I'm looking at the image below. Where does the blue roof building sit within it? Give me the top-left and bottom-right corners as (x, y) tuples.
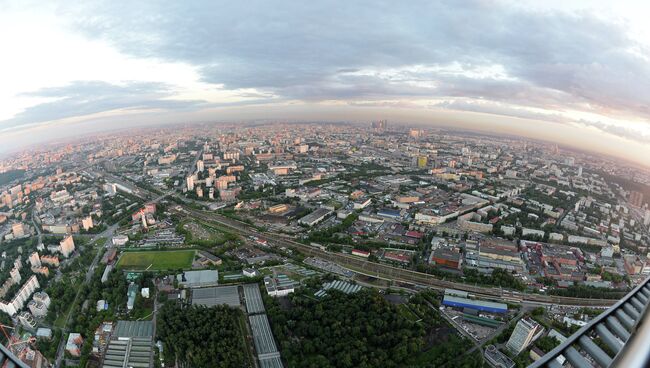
(442, 295), (508, 314)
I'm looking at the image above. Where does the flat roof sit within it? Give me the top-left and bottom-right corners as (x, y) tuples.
(177, 270), (219, 287)
(114, 320), (154, 338)
(443, 295), (508, 312)
(299, 208), (332, 224)
(249, 314), (279, 355)
(259, 356), (284, 368)
(192, 286), (240, 308)
(102, 337), (152, 368)
(444, 289), (468, 298)
(243, 284), (265, 314)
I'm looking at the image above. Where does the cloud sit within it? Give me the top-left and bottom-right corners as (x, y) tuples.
(432, 100), (570, 124)
(0, 81), (207, 129)
(2, 0), (650, 156)
(575, 119), (650, 144)
(57, 0), (650, 120)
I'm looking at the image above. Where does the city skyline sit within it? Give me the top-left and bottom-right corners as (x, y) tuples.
(3, 1), (650, 166)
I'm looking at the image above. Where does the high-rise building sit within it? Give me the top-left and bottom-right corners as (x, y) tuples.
(196, 160), (204, 172)
(371, 120), (387, 130)
(2, 193), (12, 208)
(629, 191), (644, 208)
(577, 166), (583, 177)
(645, 209), (650, 227)
(103, 183), (117, 196)
(81, 216), (93, 231)
(59, 235), (75, 258)
(29, 252), (40, 268)
(417, 155), (428, 168)
(506, 318), (544, 354)
(186, 175), (195, 191)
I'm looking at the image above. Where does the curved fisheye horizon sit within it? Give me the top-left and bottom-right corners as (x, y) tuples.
(2, 1), (650, 368)
(2, 1), (650, 166)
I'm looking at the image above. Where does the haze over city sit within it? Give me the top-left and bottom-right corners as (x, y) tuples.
(3, 1), (650, 165)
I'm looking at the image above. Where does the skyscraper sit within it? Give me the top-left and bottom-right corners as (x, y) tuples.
(371, 120), (387, 130)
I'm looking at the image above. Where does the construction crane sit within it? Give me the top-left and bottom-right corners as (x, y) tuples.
(0, 324), (16, 345)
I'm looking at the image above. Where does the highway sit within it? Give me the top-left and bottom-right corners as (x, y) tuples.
(103, 171), (619, 307)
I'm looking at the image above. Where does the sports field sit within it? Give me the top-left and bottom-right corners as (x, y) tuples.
(117, 250), (195, 271)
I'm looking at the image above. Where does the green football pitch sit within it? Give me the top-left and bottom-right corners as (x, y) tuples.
(117, 250), (195, 270)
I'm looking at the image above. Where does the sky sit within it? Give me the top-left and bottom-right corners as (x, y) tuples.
(2, 0), (650, 165)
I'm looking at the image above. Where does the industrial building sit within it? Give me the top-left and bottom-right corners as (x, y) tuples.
(298, 208), (333, 227)
(192, 286), (241, 308)
(176, 270), (219, 288)
(102, 320), (154, 368)
(430, 248), (462, 269)
(264, 275), (298, 297)
(243, 284), (265, 314)
(249, 314), (282, 366)
(442, 295), (508, 314)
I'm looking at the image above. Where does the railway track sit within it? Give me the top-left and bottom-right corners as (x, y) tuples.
(176, 206), (618, 307)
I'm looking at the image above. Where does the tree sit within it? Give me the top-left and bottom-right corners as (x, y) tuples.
(157, 304), (247, 368)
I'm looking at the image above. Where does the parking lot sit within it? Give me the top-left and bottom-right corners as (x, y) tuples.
(441, 307), (499, 341)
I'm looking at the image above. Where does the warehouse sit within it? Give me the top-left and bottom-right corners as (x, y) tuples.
(298, 208), (333, 227)
(102, 321), (153, 368)
(176, 270), (219, 288)
(430, 248), (462, 269)
(249, 314), (282, 365)
(192, 286), (241, 308)
(442, 295), (508, 314)
(243, 284), (265, 314)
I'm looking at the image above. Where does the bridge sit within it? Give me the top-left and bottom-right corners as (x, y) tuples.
(530, 275), (650, 368)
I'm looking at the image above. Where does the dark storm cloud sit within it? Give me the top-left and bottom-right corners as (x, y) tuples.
(61, 0), (650, 119)
(0, 81), (206, 128)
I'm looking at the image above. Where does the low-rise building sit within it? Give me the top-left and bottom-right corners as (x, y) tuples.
(66, 333), (83, 357)
(298, 208), (333, 227)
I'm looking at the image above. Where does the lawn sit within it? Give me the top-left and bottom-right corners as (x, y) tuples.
(117, 250), (195, 271)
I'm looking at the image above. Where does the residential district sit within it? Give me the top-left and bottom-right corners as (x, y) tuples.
(0, 121), (648, 367)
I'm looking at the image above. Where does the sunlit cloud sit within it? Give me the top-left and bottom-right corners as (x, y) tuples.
(1, 0), (650, 165)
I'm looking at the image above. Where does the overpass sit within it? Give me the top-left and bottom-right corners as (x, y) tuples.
(530, 275), (650, 368)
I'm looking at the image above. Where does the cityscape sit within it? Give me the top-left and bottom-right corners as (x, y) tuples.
(0, 122), (647, 367)
(2, 1), (650, 368)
